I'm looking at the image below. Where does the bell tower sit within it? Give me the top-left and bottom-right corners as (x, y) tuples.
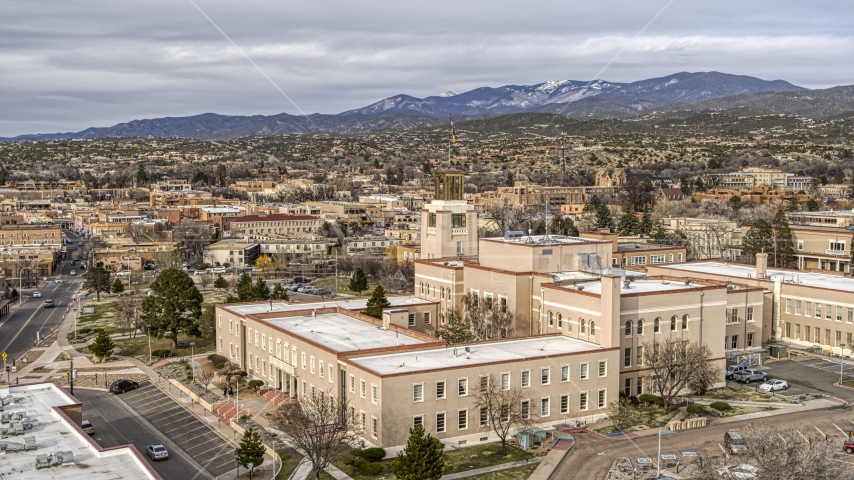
(421, 169), (478, 259)
(434, 169), (465, 201)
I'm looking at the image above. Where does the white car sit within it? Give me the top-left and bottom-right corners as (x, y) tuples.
(212, 266), (226, 274)
(718, 464), (759, 479)
(70, 270), (76, 276)
(759, 379), (789, 392)
(55, 278), (62, 283)
(116, 271), (131, 277)
(32, 291), (41, 298)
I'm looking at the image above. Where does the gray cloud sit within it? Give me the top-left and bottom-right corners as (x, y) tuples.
(2, 0), (853, 136)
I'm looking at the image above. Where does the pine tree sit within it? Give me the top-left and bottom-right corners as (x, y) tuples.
(141, 268), (203, 347)
(594, 203), (614, 231)
(236, 273), (255, 301)
(236, 428), (266, 472)
(214, 275), (227, 291)
(273, 283), (289, 300)
(252, 277), (270, 300)
(110, 278), (125, 295)
(391, 425), (445, 480)
(584, 195), (602, 214)
(616, 205), (639, 236)
(772, 207), (796, 269)
(742, 219), (774, 262)
(550, 215), (579, 236)
(784, 197), (800, 212)
(348, 268), (369, 295)
(135, 164), (147, 185)
(363, 285), (391, 319)
(83, 262), (111, 301)
(805, 198), (820, 211)
(89, 330), (115, 361)
(435, 311), (475, 344)
(638, 208), (653, 235)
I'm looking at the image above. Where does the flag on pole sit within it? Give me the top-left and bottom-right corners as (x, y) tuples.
(450, 116), (456, 143)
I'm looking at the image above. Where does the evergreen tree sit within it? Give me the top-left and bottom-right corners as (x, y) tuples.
(83, 262), (111, 301)
(272, 283), (289, 300)
(594, 203), (614, 231)
(728, 195), (742, 209)
(141, 268), (203, 347)
(214, 275), (227, 291)
(584, 195), (603, 214)
(742, 219), (774, 262)
(805, 198), (820, 211)
(235, 273), (255, 301)
(772, 207), (796, 269)
(435, 311), (475, 344)
(638, 208), (653, 235)
(236, 428), (266, 473)
(363, 285), (391, 319)
(348, 268), (369, 295)
(135, 164), (147, 185)
(694, 176), (707, 193)
(391, 425), (445, 480)
(784, 197), (800, 212)
(505, 172), (514, 187)
(252, 277), (270, 300)
(616, 205), (639, 236)
(550, 215), (579, 236)
(89, 330), (115, 361)
(110, 278), (125, 295)
(198, 305), (216, 341)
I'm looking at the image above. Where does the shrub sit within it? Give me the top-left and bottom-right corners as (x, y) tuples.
(247, 380), (264, 391)
(356, 460), (383, 475)
(686, 404), (703, 415)
(151, 349), (172, 357)
(209, 354), (228, 365)
(216, 362), (226, 369)
(360, 447), (386, 462)
(638, 394), (664, 406)
(78, 327), (92, 335)
(709, 401), (732, 412)
(207, 353), (216, 360)
(234, 371), (248, 378)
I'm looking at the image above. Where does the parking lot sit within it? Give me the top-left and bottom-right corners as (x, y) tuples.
(119, 382), (236, 478)
(725, 356), (854, 403)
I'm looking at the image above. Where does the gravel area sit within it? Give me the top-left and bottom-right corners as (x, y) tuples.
(156, 361), (223, 405)
(52, 372), (149, 389)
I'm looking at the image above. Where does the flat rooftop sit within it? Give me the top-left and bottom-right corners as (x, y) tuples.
(263, 312), (425, 352)
(484, 234), (602, 245)
(564, 278), (707, 295)
(0, 383), (157, 480)
(349, 336), (603, 376)
(222, 295), (432, 316)
(663, 262), (854, 293)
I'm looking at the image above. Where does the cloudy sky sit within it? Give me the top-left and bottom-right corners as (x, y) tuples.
(2, 0), (852, 137)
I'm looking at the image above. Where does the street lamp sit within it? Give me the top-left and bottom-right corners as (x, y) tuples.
(190, 342), (196, 383)
(18, 267), (30, 305)
(656, 419), (665, 478)
(269, 291), (273, 312)
(270, 432), (278, 477)
(840, 344), (847, 385)
(146, 325), (152, 364)
(234, 374), (242, 414)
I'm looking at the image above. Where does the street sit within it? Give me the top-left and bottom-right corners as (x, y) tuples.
(0, 231), (84, 366)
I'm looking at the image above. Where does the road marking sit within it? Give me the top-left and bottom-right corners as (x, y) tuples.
(717, 443), (727, 454)
(796, 429), (808, 442)
(834, 423), (847, 436)
(815, 426), (826, 438)
(0, 301), (46, 354)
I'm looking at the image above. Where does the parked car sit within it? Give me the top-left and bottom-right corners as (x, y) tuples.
(724, 431), (747, 455)
(314, 288), (331, 296)
(81, 420), (94, 435)
(55, 278), (62, 283)
(43, 300), (55, 308)
(726, 365), (749, 380)
(717, 464), (758, 479)
(32, 291), (41, 298)
(78, 241), (83, 246)
(733, 369), (768, 384)
(243, 266), (256, 272)
(110, 379), (139, 394)
(212, 266), (226, 274)
(144, 263), (156, 270)
(844, 440), (854, 454)
(759, 379), (789, 392)
(116, 271), (131, 277)
(186, 268), (196, 274)
(146, 444), (169, 461)
(70, 270), (76, 276)
(195, 269), (208, 276)
(293, 276), (311, 284)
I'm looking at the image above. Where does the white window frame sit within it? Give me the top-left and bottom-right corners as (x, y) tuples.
(413, 383), (424, 403)
(561, 365), (569, 382)
(521, 370), (530, 388)
(580, 363), (589, 380)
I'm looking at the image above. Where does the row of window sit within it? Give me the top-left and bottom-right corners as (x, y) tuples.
(621, 253), (682, 267)
(785, 299), (853, 323)
(725, 307), (755, 324)
(623, 315), (689, 337)
(546, 312), (596, 336)
(407, 312), (431, 327)
(784, 323), (852, 347)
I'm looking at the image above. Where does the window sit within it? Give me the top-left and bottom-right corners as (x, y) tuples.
(436, 413), (446, 433)
(310, 357), (315, 374)
(729, 309), (738, 324)
(849, 308), (853, 323)
(747, 333), (754, 347)
(625, 320), (632, 337)
(795, 324), (801, 340)
(458, 410), (468, 430)
(589, 321), (595, 337)
(637, 319), (644, 335)
(301, 353), (306, 370)
(805, 325), (811, 342)
(319, 360), (324, 378)
(560, 394), (569, 414)
(413, 416), (424, 428)
(436, 381), (446, 399)
(541, 398), (550, 417)
(680, 315), (688, 330)
(521, 400), (530, 419)
(360, 380), (366, 398)
(458, 378), (468, 396)
(731, 335), (738, 349)
(350, 375), (355, 393)
(830, 241), (846, 253)
(631, 256), (647, 266)
(837, 330), (843, 347)
(827, 305), (833, 320)
(624, 348), (632, 367)
(423, 312), (431, 324)
(805, 302), (812, 316)
(480, 376), (489, 392)
(678, 253), (683, 262)
(651, 254), (665, 264)
(798, 240), (804, 251)
(557, 313), (563, 328)
(786, 299), (792, 314)
(561, 365), (569, 382)
(579, 392), (588, 411)
(636, 345), (643, 366)
(580, 363), (589, 380)
(541, 368), (550, 385)
(548, 311), (554, 327)
(598, 361), (607, 377)
(580, 319), (586, 334)
(360, 412), (366, 430)
(371, 417), (378, 438)
(785, 322), (791, 338)
(796, 300), (802, 315)
(598, 389), (607, 408)
(671, 315), (678, 331)
(654, 317), (661, 333)
(817, 303), (822, 318)
(479, 406), (488, 427)
(408, 313), (415, 327)
(838, 306), (843, 322)
(521, 370), (530, 387)
(501, 373), (510, 390)
(747, 307), (755, 322)
(668, 254), (674, 263)
(413, 384), (424, 403)
(329, 365), (334, 383)
(371, 385), (378, 404)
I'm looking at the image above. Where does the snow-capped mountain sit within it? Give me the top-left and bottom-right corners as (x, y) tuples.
(340, 72), (804, 117)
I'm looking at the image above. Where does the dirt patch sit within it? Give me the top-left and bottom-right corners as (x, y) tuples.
(53, 372), (148, 389)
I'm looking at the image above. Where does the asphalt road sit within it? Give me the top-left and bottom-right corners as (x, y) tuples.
(75, 386), (225, 480)
(553, 404), (854, 479)
(0, 232), (84, 366)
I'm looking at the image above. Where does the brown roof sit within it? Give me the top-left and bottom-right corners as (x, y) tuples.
(232, 214), (319, 222)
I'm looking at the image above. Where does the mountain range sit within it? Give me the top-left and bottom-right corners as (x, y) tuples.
(4, 71), (853, 142)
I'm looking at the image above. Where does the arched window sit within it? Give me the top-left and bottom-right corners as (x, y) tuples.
(548, 311), (554, 327)
(682, 314), (689, 330)
(420, 282), (424, 294)
(557, 313), (563, 328)
(625, 320), (633, 337)
(567, 317), (572, 332)
(637, 319), (644, 335)
(654, 317), (661, 333)
(580, 319), (586, 334)
(670, 315), (678, 331)
(589, 321), (596, 337)
(440, 287), (444, 299)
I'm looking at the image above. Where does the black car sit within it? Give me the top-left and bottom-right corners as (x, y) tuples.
(110, 379), (139, 394)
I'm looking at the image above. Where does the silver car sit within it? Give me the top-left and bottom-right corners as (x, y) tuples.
(146, 444), (169, 460)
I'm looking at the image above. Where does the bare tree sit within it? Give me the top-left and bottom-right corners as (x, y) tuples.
(641, 339), (720, 413)
(461, 292), (514, 340)
(173, 222), (215, 265)
(268, 389), (360, 480)
(199, 272), (214, 291)
(606, 397), (641, 433)
(113, 294), (141, 337)
(472, 374), (536, 455)
(197, 362), (217, 391)
(126, 222), (150, 242)
(693, 421), (853, 480)
(151, 248), (183, 269)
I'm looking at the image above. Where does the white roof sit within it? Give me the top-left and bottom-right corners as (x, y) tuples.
(0, 383), (157, 480)
(569, 278), (705, 295)
(223, 295), (432, 316)
(262, 312), (425, 353)
(484, 235), (601, 245)
(350, 336), (603, 375)
(664, 262), (854, 293)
